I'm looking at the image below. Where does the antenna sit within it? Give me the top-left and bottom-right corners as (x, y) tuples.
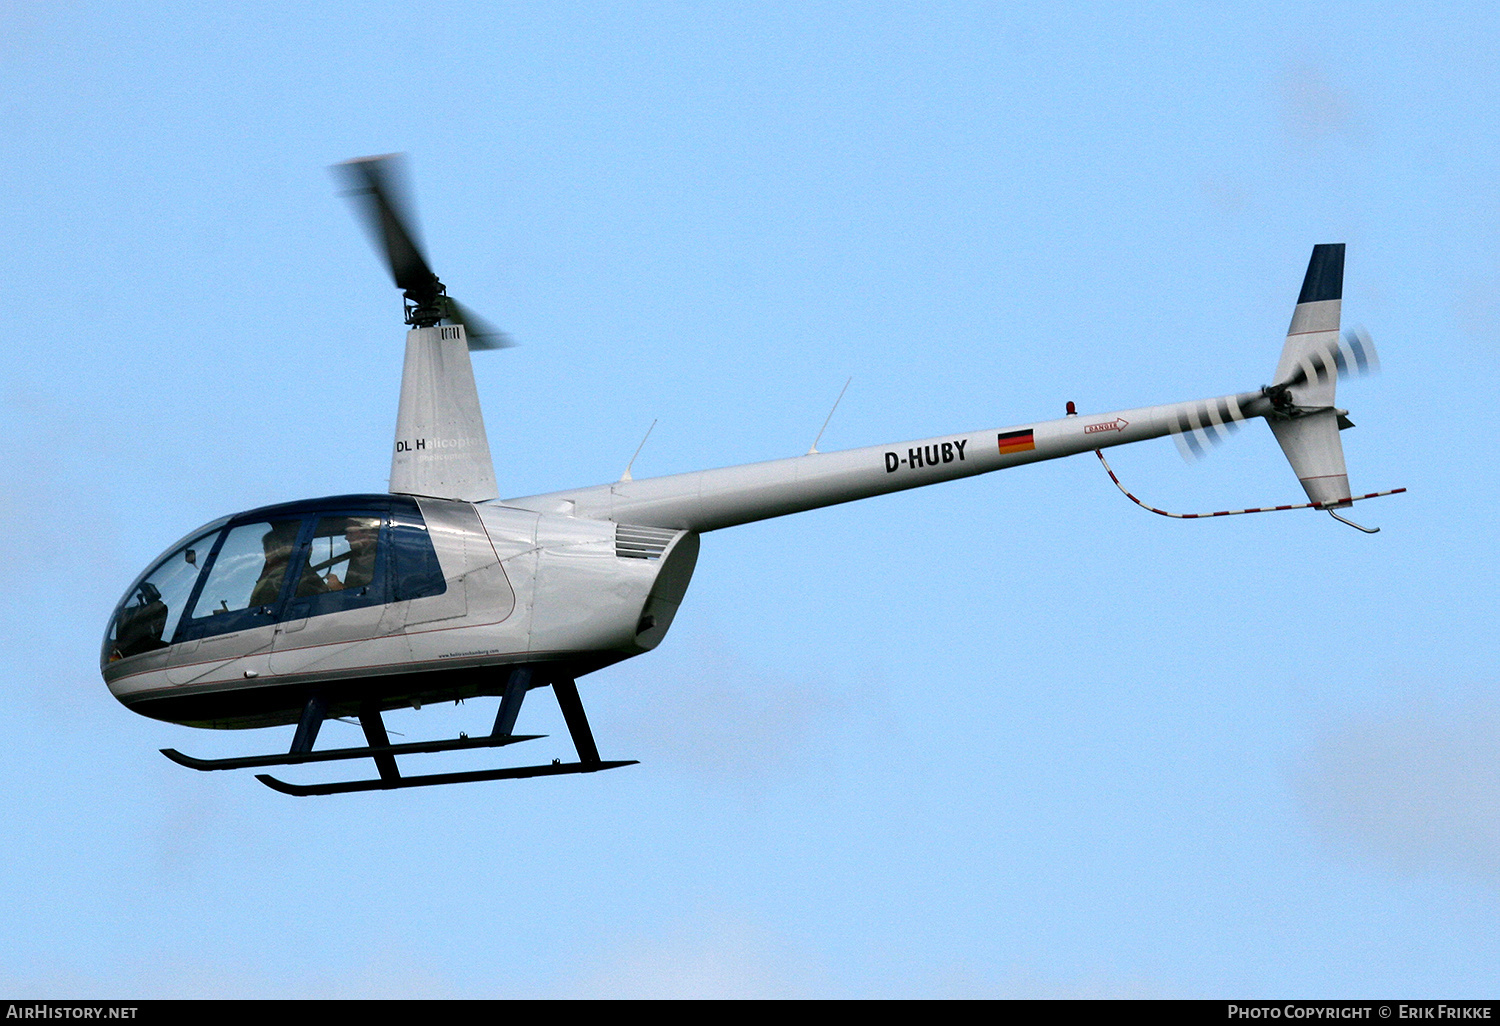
(620, 419), (657, 482)
(807, 377), (852, 455)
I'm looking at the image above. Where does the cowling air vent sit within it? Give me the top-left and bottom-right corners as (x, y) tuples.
(615, 524), (677, 560)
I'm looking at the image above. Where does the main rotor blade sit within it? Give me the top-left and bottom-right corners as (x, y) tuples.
(446, 296), (515, 350)
(334, 154), (443, 307)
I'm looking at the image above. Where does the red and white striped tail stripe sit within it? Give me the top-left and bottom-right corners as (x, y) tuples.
(1095, 449), (1405, 519)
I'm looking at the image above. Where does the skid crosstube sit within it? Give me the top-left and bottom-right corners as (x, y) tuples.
(160, 670), (633, 794)
(161, 732), (545, 772)
(257, 759), (638, 796)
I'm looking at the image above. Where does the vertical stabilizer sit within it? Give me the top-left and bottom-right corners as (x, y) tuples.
(1269, 409), (1349, 506)
(391, 324), (499, 502)
(1269, 244), (1351, 506)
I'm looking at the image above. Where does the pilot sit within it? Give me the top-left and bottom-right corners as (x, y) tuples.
(250, 526), (298, 607)
(324, 518), (379, 592)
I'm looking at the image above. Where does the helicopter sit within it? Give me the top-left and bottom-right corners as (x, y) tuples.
(100, 155), (1403, 795)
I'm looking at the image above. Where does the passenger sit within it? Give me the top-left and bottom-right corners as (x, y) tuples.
(324, 518), (379, 592)
(292, 547), (330, 599)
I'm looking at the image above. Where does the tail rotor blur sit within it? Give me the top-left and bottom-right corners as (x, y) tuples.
(1170, 394), (1247, 462)
(1336, 326), (1379, 378)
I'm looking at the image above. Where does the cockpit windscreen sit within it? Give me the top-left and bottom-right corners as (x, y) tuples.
(104, 495), (446, 669)
(106, 529), (219, 661)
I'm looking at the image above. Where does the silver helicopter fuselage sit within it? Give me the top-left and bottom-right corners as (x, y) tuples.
(103, 243), (1373, 735)
(102, 324), (1280, 729)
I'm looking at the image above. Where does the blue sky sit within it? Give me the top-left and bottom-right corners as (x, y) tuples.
(2, 1), (1497, 997)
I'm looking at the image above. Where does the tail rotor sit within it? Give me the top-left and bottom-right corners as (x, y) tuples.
(1116, 246), (1405, 532)
(1270, 324), (1380, 394)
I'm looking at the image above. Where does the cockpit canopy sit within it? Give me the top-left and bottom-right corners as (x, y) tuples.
(103, 494), (445, 668)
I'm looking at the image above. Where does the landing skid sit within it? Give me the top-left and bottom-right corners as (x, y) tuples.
(161, 731), (545, 771)
(157, 669), (635, 795)
(257, 759), (637, 796)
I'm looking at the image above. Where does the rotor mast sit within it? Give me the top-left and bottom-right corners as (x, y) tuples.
(336, 154), (510, 502)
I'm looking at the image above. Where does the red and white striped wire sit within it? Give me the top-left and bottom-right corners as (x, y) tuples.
(1094, 449), (1406, 519)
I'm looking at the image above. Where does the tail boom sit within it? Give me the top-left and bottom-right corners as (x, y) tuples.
(502, 391), (1268, 533)
(499, 245), (1381, 534)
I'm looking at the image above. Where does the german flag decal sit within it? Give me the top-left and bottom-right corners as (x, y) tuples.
(997, 429), (1035, 455)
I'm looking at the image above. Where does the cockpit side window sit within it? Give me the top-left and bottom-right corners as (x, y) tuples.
(106, 529), (221, 661)
(302, 515), (381, 594)
(281, 514), (390, 621)
(390, 510), (446, 601)
(178, 518), (303, 639)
